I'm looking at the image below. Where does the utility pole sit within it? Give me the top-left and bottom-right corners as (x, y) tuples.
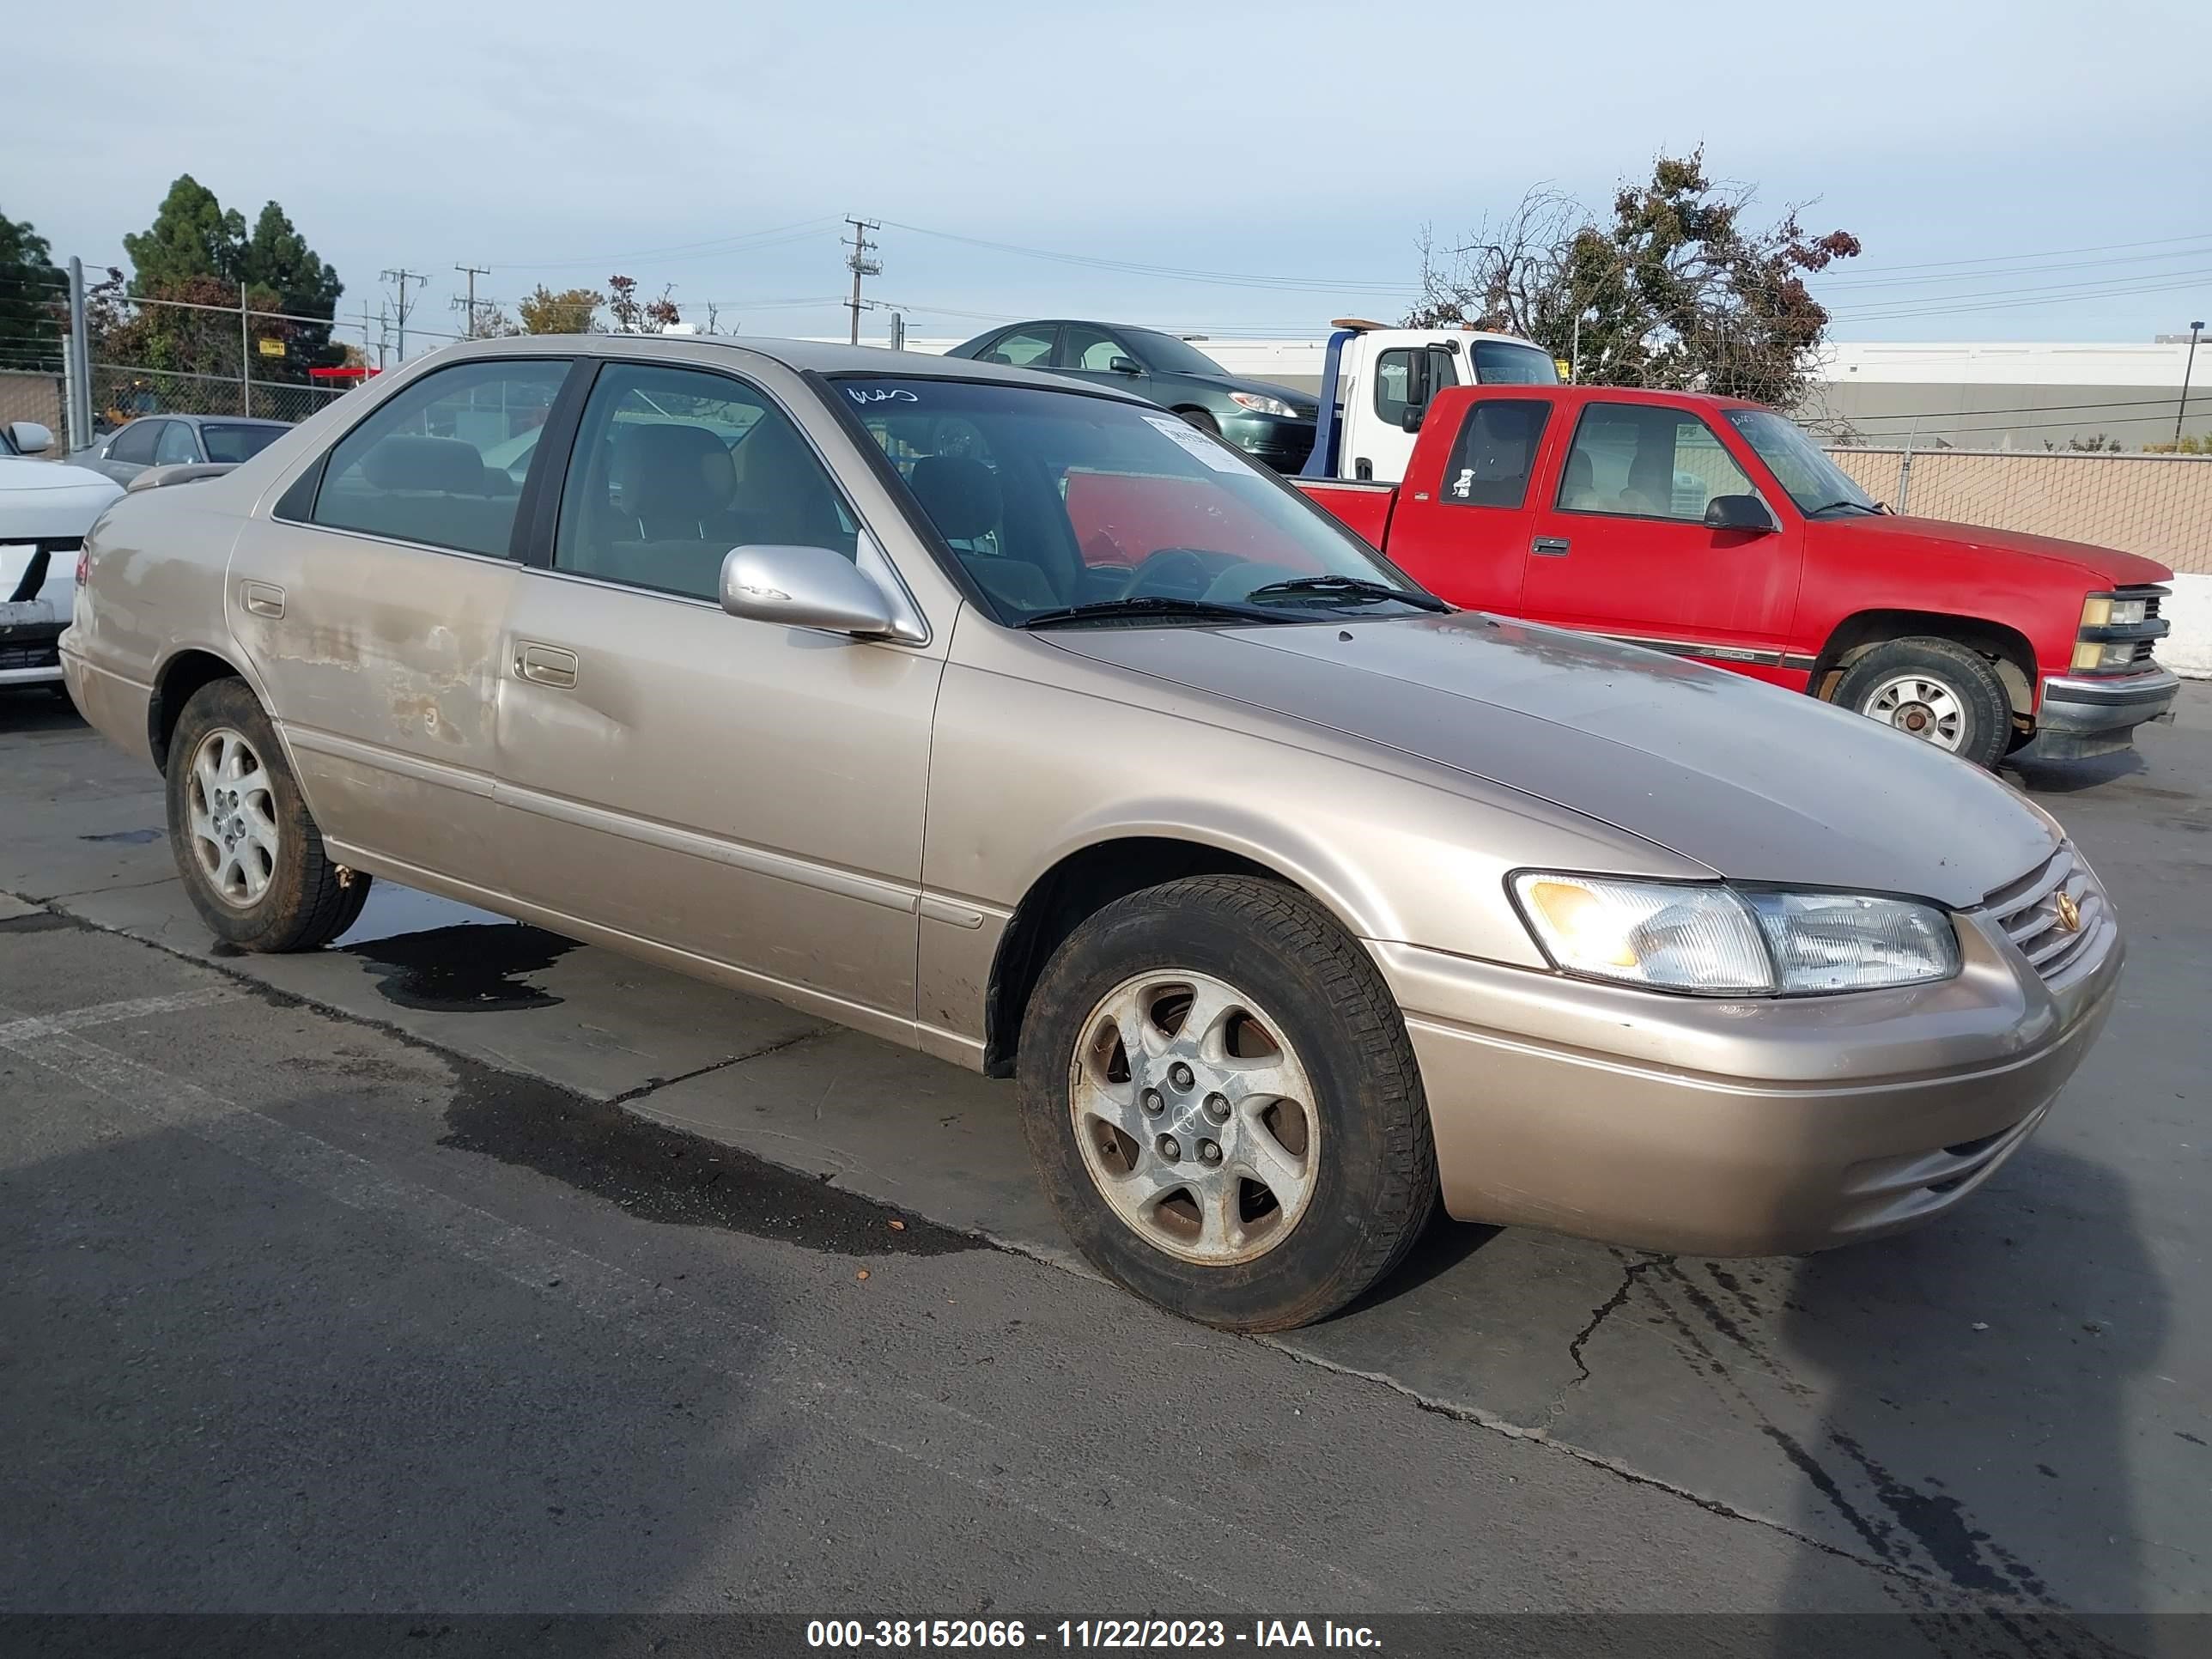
(64, 256), (92, 453)
(453, 264), (491, 337)
(842, 216), (880, 346)
(2179, 321), (2204, 448)
(380, 268), (428, 362)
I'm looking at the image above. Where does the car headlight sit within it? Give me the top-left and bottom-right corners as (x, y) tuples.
(2080, 594), (2147, 628)
(1228, 392), (1302, 418)
(1510, 874), (1960, 996)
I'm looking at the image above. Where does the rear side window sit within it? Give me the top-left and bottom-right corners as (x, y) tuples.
(1373, 348), (1457, 428)
(308, 360), (569, 557)
(1442, 399), (1551, 508)
(154, 422), (199, 467)
(107, 421), (162, 465)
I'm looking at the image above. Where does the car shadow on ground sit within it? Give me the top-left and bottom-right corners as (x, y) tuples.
(0, 687), (87, 735)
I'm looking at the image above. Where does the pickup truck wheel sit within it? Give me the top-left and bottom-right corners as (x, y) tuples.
(1177, 408), (1220, 436)
(1017, 874), (1437, 1332)
(1834, 638), (2012, 769)
(166, 678), (371, 951)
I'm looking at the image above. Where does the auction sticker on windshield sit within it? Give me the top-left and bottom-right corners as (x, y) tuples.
(1142, 414), (1245, 473)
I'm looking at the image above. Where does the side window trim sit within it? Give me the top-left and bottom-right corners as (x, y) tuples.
(1550, 400), (1753, 522)
(512, 359), (601, 567)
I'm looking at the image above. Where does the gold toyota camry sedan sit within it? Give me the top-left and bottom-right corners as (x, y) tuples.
(61, 336), (2122, 1331)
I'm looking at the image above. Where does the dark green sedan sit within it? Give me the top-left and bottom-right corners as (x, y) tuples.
(945, 319), (1318, 471)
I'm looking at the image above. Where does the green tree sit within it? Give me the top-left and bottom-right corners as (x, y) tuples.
(1, 207), (62, 368)
(235, 202), (343, 368)
(1410, 150), (1861, 410)
(122, 175), (246, 289)
(518, 285), (602, 333)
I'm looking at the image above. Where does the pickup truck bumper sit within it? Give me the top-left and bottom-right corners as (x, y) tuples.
(2034, 667), (2180, 760)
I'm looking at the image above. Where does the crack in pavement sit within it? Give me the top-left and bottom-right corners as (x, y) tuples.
(1541, 1249), (1668, 1430)
(608, 1026), (836, 1104)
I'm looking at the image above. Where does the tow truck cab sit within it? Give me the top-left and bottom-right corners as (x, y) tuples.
(1297, 321), (1560, 486)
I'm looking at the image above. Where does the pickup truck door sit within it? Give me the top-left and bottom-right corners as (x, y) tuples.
(1366, 389), (1559, 614)
(1516, 399), (1806, 678)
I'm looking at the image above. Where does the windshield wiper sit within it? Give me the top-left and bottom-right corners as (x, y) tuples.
(1243, 574), (1450, 611)
(1019, 595), (1284, 629)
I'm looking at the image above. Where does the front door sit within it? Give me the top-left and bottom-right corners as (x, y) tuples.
(228, 355), (574, 889)
(1055, 324), (1149, 396)
(492, 357), (942, 1027)
(1516, 399), (1803, 671)
(1347, 344), (1459, 484)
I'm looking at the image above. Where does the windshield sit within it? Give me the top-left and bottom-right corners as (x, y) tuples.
(1121, 329), (1227, 377)
(1470, 341), (1559, 386)
(837, 376), (1436, 626)
(1723, 408), (1877, 514)
(201, 422), (286, 464)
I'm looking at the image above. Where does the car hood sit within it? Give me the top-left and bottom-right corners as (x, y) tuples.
(1808, 511), (2172, 586)
(1044, 613), (2057, 909)
(0, 459), (125, 537)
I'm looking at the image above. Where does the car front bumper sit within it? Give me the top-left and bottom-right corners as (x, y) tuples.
(2033, 666), (2179, 759)
(1369, 890), (2122, 1257)
(0, 617), (65, 685)
(1219, 415), (1316, 474)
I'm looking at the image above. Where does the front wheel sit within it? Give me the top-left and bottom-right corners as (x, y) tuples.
(1017, 875), (1437, 1332)
(1176, 408), (1220, 437)
(166, 678), (371, 951)
(1832, 637), (2014, 769)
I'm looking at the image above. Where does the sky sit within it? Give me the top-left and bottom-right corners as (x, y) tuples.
(13, 0), (2209, 359)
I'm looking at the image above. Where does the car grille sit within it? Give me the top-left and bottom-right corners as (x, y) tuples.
(1984, 842), (2108, 986)
(0, 641), (62, 672)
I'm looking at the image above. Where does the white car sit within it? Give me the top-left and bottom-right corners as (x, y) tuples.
(2, 422), (125, 695)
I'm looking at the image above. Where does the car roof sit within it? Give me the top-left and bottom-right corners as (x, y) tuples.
(388, 332), (1158, 399)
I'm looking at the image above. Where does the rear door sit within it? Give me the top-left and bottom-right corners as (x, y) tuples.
(229, 354), (575, 890)
(1516, 398), (1804, 673)
(1373, 390), (1557, 612)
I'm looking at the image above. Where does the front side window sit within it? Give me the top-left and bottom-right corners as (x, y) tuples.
(309, 359), (568, 556)
(554, 362), (856, 602)
(154, 422), (199, 466)
(1061, 325), (1133, 373)
(977, 326), (1057, 368)
(1470, 340), (1560, 386)
(1373, 348), (1457, 428)
(108, 421), (162, 465)
(1724, 408), (1877, 515)
(1556, 403), (1756, 522)
(202, 422), (286, 465)
(841, 376), (1437, 626)
(1118, 330), (1224, 377)
(1442, 399), (1551, 509)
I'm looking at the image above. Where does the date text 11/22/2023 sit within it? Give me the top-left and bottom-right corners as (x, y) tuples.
(805, 1620), (1382, 1649)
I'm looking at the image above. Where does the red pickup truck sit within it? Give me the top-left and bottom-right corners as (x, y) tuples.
(1293, 382), (2179, 767)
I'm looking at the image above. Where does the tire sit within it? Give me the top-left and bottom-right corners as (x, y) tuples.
(1832, 637), (2013, 770)
(166, 678), (371, 951)
(1017, 875), (1437, 1332)
(1176, 408), (1220, 437)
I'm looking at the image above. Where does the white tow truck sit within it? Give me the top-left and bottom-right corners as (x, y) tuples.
(1296, 319), (1560, 485)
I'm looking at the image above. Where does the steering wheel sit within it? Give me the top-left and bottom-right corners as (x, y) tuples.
(1118, 547), (1215, 600)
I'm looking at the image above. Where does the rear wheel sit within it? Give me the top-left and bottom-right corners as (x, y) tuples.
(1832, 637), (2013, 769)
(166, 678), (371, 951)
(1017, 875), (1436, 1332)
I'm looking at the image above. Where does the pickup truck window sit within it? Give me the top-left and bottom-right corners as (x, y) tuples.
(1470, 341), (1559, 386)
(1557, 403), (1755, 523)
(1724, 408), (1878, 515)
(1374, 348), (1457, 428)
(1443, 401), (1551, 508)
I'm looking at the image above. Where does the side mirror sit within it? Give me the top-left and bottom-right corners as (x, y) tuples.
(1703, 493), (1778, 534)
(1108, 356), (1143, 375)
(5, 420), (54, 456)
(1400, 404), (1426, 434)
(720, 544), (896, 636)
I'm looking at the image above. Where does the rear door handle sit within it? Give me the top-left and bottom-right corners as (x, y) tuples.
(1531, 537), (1571, 558)
(514, 642), (579, 689)
(240, 580), (286, 618)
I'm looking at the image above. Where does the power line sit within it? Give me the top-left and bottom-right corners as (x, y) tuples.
(495, 216), (842, 270)
(880, 221), (1421, 295)
(453, 263), (491, 336)
(380, 268), (428, 362)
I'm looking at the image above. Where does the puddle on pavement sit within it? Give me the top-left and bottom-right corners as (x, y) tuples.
(345, 922), (577, 1012)
(336, 882), (509, 946)
(441, 1056), (981, 1257)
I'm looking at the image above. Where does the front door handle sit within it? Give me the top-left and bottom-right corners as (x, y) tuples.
(240, 580), (286, 618)
(1532, 537), (1571, 558)
(515, 642), (579, 689)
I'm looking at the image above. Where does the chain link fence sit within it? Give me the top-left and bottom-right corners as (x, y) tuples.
(1824, 447), (2212, 576)
(86, 289), (350, 429)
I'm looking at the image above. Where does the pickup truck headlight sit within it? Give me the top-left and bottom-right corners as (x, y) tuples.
(1228, 392), (1302, 418)
(1510, 874), (1959, 996)
(2080, 594), (2148, 628)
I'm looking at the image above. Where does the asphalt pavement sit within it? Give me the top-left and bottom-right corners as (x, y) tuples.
(2, 683), (2206, 1649)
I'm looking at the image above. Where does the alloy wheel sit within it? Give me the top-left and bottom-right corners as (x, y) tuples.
(185, 726), (281, 907)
